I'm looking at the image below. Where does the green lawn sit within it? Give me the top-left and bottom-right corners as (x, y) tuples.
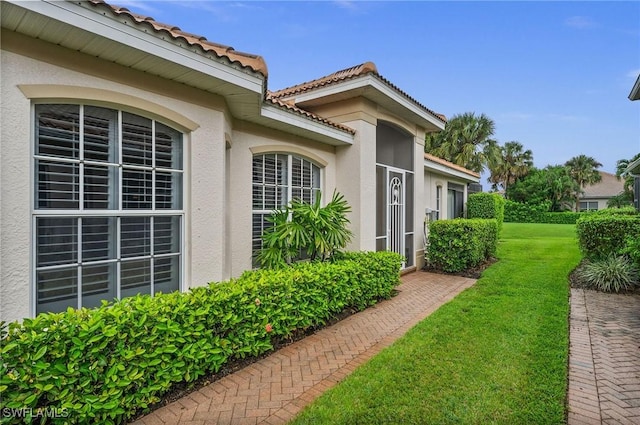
(290, 223), (581, 425)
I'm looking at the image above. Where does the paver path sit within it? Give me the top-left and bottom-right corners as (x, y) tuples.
(131, 271), (475, 425)
(568, 288), (640, 425)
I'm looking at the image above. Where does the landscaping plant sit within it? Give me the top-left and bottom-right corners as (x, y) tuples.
(576, 255), (639, 293)
(257, 190), (353, 269)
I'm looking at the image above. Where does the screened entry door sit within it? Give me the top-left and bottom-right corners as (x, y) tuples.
(376, 166), (414, 269)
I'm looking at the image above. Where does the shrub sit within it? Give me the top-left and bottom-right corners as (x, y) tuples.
(576, 255), (639, 293)
(576, 215), (640, 260)
(593, 206), (638, 216)
(0, 251), (402, 424)
(257, 191), (353, 268)
(504, 200), (585, 224)
(622, 237), (640, 269)
(467, 193), (505, 230)
(426, 219), (498, 273)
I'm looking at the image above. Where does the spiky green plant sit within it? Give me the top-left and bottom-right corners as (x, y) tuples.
(576, 255), (638, 293)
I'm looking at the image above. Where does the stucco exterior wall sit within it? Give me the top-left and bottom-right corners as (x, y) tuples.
(0, 46), (230, 322)
(424, 170), (474, 220)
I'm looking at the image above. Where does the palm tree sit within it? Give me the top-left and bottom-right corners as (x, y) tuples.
(615, 153), (640, 194)
(425, 112), (500, 173)
(564, 154), (602, 212)
(488, 141), (534, 194)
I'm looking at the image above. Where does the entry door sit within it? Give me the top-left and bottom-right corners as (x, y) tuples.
(387, 170), (405, 268)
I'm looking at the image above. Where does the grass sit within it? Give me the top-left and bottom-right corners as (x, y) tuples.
(290, 222), (581, 425)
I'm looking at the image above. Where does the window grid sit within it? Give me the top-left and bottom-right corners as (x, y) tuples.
(34, 104), (183, 314)
(251, 153), (321, 266)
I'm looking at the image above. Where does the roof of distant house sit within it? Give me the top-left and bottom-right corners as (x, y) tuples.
(582, 171), (624, 198)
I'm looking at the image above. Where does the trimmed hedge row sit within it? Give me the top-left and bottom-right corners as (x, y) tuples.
(576, 215), (640, 260)
(467, 193), (505, 230)
(426, 218), (498, 273)
(0, 251), (402, 424)
(504, 200), (583, 224)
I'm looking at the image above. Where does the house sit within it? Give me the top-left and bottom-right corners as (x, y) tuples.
(0, 0), (479, 323)
(578, 171), (626, 211)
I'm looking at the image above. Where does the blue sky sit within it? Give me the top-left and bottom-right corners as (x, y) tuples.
(119, 0), (639, 180)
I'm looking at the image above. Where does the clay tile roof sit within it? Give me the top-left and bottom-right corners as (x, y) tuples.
(265, 93), (356, 135)
(270, 62), (446, 123)
(87, 0), (268, 77)
(424, 153), (480, 179)
(582, 171), (625, 198)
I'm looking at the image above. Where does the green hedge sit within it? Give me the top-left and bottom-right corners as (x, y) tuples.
(467, 193), (505, 230)
(504, 200), (584, 224)
(0, 252), (402, 424)
(576, 215), (640, 260)
(426, 219), (498, 273)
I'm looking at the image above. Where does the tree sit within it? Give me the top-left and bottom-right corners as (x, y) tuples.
(507, 165), (578, 211)
(488, 141), (534, 194)
(425, 112), (500, 173)
(564, 155), (603, 212)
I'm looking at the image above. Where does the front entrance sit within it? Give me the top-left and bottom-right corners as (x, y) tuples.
(376, 165), (413, 269)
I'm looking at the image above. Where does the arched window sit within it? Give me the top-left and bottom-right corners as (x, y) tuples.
(251, 153), (321, 266)
(34, 104), (183, 314)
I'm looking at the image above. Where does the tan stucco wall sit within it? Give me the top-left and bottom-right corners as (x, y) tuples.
(0, 46), (231, 322)
(423, 170), (473, 220)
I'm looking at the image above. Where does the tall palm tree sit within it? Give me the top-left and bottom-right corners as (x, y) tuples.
(425, 112), (500, 173)
(564, 154), (602, 212)
(488, 141), (534, 194)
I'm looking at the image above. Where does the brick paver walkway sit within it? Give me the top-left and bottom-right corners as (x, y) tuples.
(568, 288), (640, 425)
(130, 272), (475, 425)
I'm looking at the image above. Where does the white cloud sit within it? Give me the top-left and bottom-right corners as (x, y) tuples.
(564, 16), (598, 29)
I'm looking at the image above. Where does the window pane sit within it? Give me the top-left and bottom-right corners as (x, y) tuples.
(292, 156), (302, 187)
(264, 154), (276, 185)
(277, 155), (287, 186)
(123, 169), (152, 209)
(121, 217), (151, 258)
(36, 267), (77, 314)
(82, 263), (116, 308)
(122, 113), (152, 167)
(253, 155), (264, 184)
(37, 217), (77, 267)
(36, 104), (80, 159)
(155, 123), (182, 170)
(84, 164), (118, 209)
(156, 171), (182, 209)
(252, 184), (264, 210)
(154, 216), (180, 254)
(121, 259), (151, 297)
(37, 160), (79, 209)
(82, 217), (115, 261)
(84, 106), (117, 163)
(154, 256), (179, 294)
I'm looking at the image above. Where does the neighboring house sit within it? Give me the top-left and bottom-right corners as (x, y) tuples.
(0, 0), (478, 323)
(628, 75), (640, 211)
(578, 171), (626, 211)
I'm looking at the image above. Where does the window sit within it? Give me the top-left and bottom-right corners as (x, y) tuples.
(34, 104), (183, 314)
(252, 153), (320, 265)
(579, 201), (599, 212)
(447, 183), (464, 219)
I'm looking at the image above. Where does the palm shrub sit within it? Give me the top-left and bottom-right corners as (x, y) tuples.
(257, 191), (353, 268)
(576, 255), (639, 293)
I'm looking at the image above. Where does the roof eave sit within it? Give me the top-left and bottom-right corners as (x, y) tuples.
(626, 157), (640, 175)
(424, 159), (480, 183)
(629, 75), (640, 101)
(281, 75), (446, 132)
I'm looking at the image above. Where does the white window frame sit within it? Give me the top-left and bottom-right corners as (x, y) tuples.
(579, 201), (599, 212)
(32, 103), (185, 315)
(251, 153), (322, 265)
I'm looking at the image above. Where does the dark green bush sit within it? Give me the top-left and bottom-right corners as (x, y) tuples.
(593, 206), (639, 216)
(467, 193), (505, 230)
(0, 251), (402, 424)
(576, 215), (640, 260)
(504, 200), (585, 224)
(426, 219), (498, 273)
